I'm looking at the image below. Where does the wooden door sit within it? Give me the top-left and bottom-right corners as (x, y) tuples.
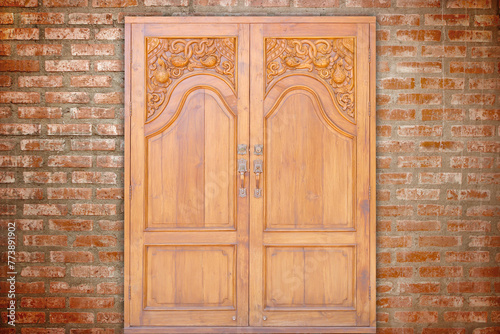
(125, 22), (250, 327)
(125, 16), (376, 333)
(249, 22), (374, 328)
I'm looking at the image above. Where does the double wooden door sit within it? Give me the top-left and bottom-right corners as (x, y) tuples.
(125, 17), (376, 333)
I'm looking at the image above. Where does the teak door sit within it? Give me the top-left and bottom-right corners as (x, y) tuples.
(125, 16), (376, 334)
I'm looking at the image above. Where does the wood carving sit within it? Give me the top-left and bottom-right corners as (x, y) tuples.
(265, 38), (355, 118)
(146, 37), (236, 121)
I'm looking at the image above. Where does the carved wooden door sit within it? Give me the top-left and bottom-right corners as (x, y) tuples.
(248, 22), (373, 329)
(125, 17), (376, 333)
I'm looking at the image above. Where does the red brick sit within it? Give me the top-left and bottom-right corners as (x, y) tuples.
(448, 30), (491, 42)
(96, 188), (123, 199)
(421, 78), (464, 89)
(45, 28), (90, 40)
(471, 46), (500, 58)
(19, 76), (63, 88)
(0, 219), (43, 231)
(397, 251), (440, 263)
(72, 204), (117, 216)
(447, 282), (490, 293)
(24, 172), (66, 184)
(95, 28), (123, 40)
(0, 92), (40, 104)
(444, 311), (487, 322)
(451, 62), (495, 75)
(474, 15), (500, 26)
(98, 220), (123, 231)
(470, 79), (500, 90)
(71, 44), (114, 56)
(377, 329), (414, 334)
(94, 92), (123, 104)
(51, 251), (93, 263)
(21, 139), (65, 151)
(71, 139), (115, 151)
(378, 236), (412, 248)
(46, 60), (89, 72)
(377, 14), (419, 25)
(377, 173), (412, 185)
(397, 93), (442, 105)
(394, 311), (438, 323)
(96, 156), (123, 168)
(467, 141), (500, 153)
(73, 235), (117, 247)
(24, 235), (67, 247)
(397, 61), (442, 73)
(0, 188), (43, 200)
(422, 108), (464, 121)
(94, 60), (123, 72)
(69, 297), (114, 309)
(0, 28), (39, 40)
(469, 236), (500, 247)
(420, 266), (463, 277)
(418, 204), (462, 216)
(377, 252), (392, 264)
(98, 251), (123, 262)
(470, 266), (500, 278)
(424, 14), (469, 26)
(1, 311), (45, 324)
(0, 172), (15, 183)
(47, 156), (92, 168)
(195, 0), (238, 5)
(0, 107), (11, 118)
(0, 60), (39, 72)
(0, 124), (40, 135)
(451, 125), (495, 137)
(49, 312), (94, 324)
(398, 156), (441, 168)
(446, 251), (489, 262)
(469, 296), (500, 306)
(377, 46), (417, 57)
(70, 266), (115, 278)
(46, 92), (90, 104)
(0, 44), (11, 56)
(71, 107), (115, 119)
(420, 296), (464, 307)
(0, 204), (15, 215)
(72, 171), (116, 184)
(377, 156), (391, 168)
(378, 78), (414, 89)
(47, 188), (92, 200)
(0, 13), (14, 24)
(377, 94), (391, 105)
(467, 173), (499, 184)
(47, 124), (92, 136)
(377, 205), (414, 217)
(21, 266), (65, 278)
(68, 13), (113, 24)
(451, 157), (494, 168)
(378, 61), (390, 71)
(23, 204), (68, 216)
(447, 0), (491, 8)
(49, 219), (92, 231)
(0, 139), (15, 151)
(447, 190), (489, 201)
(20, 13), (65, 24)
(396, 220), (440, 231)
(20, 297), (65, 309)
(96, 312), (123, 324)
(377, 296), (412, 308)
(1, 251), (44, 263)
(71, 75), (112, 87)
(419, 236), (461, 247)
(397, 30), (441, 41)
(400, 282), (440, 294)
(398, 125), (442, 136)
(0, 156), (43, 168)
(0, 75), (11, 87)
(49, 282), (93, 294)
(420, 141), (464, 152)
(452, 93), (496, 105)
(43, 0), (89, 6)
(17, 44), (62, 56)
(396, 188), (440, 200)
(447, 220), (491, 232)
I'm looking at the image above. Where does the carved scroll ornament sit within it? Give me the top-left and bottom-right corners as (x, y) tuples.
(266, 38), (355, 118)
(146, 37), (236, 121)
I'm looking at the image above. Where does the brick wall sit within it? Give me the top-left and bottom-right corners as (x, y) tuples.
(0, 0), (498, 333)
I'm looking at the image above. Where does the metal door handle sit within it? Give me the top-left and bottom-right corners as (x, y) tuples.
(237, 159), (247, 197)
(254, 159), (263, 198)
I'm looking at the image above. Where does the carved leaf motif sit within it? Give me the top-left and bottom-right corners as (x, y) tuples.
(146, 37), (237, 122)
(265, 38), (356, 118)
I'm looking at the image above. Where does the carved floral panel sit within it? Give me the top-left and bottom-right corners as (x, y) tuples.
(146, 37), (237, 122)
(265, 38), (356, 118)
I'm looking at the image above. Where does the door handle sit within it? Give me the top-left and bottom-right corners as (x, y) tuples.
(237, 159), (247, 198)
(254, 159), (263, 198)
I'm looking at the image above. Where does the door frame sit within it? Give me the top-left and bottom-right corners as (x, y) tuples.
(124, 16), (376, 334)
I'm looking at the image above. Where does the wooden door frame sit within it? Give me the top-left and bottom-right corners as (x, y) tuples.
(124, 16), (376, 334)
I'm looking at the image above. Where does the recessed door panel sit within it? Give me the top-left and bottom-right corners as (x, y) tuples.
(265, 91), (355, 230)
(146, 90), (236, 230)
(146, 245), (235, 309)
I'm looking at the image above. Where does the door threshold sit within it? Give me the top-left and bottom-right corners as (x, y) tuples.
(124, 326), (376, 333)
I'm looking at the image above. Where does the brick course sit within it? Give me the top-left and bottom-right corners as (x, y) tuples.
(0, 0), (499, 333)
